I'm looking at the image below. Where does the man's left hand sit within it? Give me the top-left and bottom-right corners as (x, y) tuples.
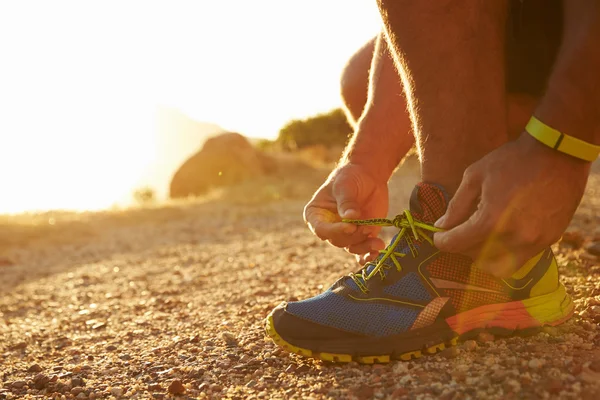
(433, 131), (590, 278)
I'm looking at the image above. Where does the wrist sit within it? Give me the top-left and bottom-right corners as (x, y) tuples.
(524, 116), (600, 162)
(518, 131), (591, 169)
(342, 122), (414, 182)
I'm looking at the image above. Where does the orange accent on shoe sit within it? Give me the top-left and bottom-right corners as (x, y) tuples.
(410, 297), (449, 330)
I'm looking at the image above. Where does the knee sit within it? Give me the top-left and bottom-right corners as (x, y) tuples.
(340, 37), (376, 126)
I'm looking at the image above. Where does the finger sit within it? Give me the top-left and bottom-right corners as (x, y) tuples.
(332, 180), (361, 220)
(356, 250), (380, 265)
(433, 208), (493, 254)
(435, 170), (482, 229)
(346, 237), (386, 255)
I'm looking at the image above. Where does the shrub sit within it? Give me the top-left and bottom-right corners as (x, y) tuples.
(276, 108), (352, 150)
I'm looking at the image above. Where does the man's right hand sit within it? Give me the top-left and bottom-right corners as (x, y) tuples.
(303, 163), (389, 262)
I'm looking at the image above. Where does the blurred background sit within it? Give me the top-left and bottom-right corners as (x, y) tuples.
(0, 0), (382, 214)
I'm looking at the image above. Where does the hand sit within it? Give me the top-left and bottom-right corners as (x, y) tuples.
(433, 132), (590, 277)
(304, 162), (389, 263)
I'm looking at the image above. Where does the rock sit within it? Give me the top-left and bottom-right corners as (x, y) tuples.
(71, 387), (84, 396)
(220, 332), (238, 347)
(586, 242), (600, 256)
(0, 257), (15, 267)
(463, 340), (478, 351)
(28, 364), (43, 373)
(561, 231), (584, 248)
(441, 347), (460, 359)
(245, 380), (257, 388)
(110, 387), (124, 397)
(71, 377), (85, 387)
(169, 133), (276, 198)
(105, 344), (117, 351)
(167, 379), (185, 395)
(10, 381), (27, 389)
(148, 383), (162, 391)
(528, 358), (543, 369)
(504, 379), (521, 393)
(33, 373), (50, 390)
(477, 332), (494, 343)
(10, 342), (27, 350)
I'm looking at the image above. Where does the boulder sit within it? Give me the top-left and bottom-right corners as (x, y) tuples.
(169, 132), (274, 198)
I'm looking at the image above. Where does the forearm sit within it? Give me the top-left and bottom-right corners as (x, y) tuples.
(343, 33), (414, 181)
(535, 0), (600, 145)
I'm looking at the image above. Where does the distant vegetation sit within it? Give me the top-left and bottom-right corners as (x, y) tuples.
(262, 108), (352, 150)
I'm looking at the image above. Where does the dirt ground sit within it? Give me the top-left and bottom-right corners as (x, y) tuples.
(1, 160), (600, 400)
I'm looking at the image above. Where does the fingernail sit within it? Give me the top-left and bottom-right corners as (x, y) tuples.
(346, 209), (360, 218)
(434, 216), (446, 228)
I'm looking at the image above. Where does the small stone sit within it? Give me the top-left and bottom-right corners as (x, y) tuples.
(77, 393), (87, 399)
(285, 365), (296, 373)
(441, 347), (460, 359)
(71, 387), (84, 396)
(560, 231), (584, 248)
(105, 344), (117, 351)
(198, 383), (209, 391)
(11, 381), (27, 389)
(391, 388), (408, 398)
(148, 383), (162, 391)
(504, 379), (521, 393)
(10, 342), (27, 350)
(296, 365), (310, 373)
(33, 373), (50, 390)
(245, 380), (257, 388)
(28, 364), (43, 373)
(477, 332), (494, 343)
(528, 358), (543, 369)
(586, 242), (600, 256)
(546, 378), (563, 394)
(463, 340), (478, 351)
(167, 379), (185, 395)
(87, 355), (94, 361)
(71, 377), (85, 387)
(221, 332), (238, 346)
(110, 387), (124, 397)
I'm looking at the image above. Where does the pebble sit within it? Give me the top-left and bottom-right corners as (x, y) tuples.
(148, 383), (162, 391)
(168, 379), (186, 395)
(477, 332), (495, 343)
(441, 347), (460, 359)
(221, 332), (238, 346)
(28, 364), (43, 373)
(463, 340), (478, 351)
(586, 242), (600, 256)
(105, 344), (118, 351)
(528, 358), (543, 369)
(561, 231), (584, 248)
(33, 373), (50, 390)
(11, 381), (27, 389)
(504, 379), (521, 393)
(110, 387), (124, 397)
(245, 380), (257, 388)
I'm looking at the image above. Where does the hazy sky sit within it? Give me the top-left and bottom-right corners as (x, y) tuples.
(0, 1), (381, 213)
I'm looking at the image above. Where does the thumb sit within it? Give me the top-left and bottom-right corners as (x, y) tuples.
(333, 181), (361, 220)
(435, 173), (481, 230)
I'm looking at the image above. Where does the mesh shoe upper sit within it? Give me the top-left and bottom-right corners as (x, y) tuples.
(282, 182), (560, 338)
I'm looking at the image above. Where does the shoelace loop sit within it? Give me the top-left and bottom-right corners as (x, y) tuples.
(342, 210), (443, 294)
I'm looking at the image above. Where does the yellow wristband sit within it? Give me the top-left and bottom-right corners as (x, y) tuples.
(525, 116), (600, 162)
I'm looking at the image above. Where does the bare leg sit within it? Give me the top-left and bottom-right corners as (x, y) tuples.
(340, 38), (376, 126)
(377, 0), (509, 194)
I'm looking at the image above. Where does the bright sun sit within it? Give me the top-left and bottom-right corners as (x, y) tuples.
(0, 1), (381, 214)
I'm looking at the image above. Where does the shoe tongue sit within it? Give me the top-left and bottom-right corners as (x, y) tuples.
(409, 182), (450, 223)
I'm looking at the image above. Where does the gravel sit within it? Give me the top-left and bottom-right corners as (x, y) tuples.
(1, 164), (600, 399)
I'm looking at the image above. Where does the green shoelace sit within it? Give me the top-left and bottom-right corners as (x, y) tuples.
(342, 210), (443, 294)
